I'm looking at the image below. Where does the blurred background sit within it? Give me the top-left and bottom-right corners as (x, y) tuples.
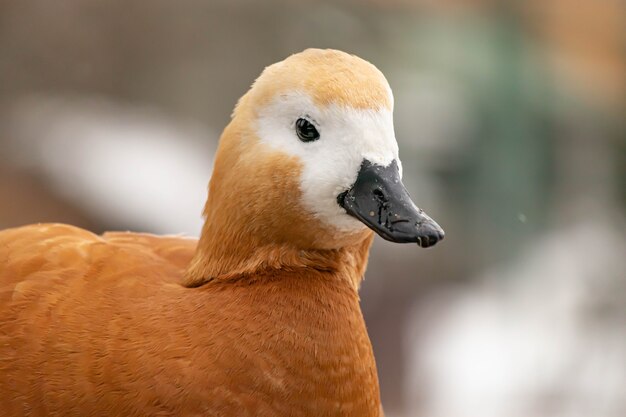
(1, 0), (624, 416)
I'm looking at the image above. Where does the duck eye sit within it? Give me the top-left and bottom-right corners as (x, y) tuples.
(295, 118), (320, 142)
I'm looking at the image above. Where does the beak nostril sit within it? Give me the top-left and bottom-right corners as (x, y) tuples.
(372, 188), (387, 204)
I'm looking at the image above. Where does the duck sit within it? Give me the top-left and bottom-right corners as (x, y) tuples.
(0, 48), (444, 417)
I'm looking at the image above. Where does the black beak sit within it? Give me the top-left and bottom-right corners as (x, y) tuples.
(337, 160), (445, 248)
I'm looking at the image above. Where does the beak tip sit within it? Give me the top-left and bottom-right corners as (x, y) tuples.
(416, 222), (445, 248)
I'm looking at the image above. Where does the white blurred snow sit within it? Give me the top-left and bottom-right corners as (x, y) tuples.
(5, 95), (217, 235)
(406, 217), (626, 417)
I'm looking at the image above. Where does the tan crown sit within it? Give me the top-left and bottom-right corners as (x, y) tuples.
(236, 48), (392, 117)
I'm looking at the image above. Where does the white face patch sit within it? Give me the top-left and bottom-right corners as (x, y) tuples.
(255, 91), (401, 232)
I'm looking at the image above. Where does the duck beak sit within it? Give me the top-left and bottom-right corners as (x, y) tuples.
(337, 160), (445, 247)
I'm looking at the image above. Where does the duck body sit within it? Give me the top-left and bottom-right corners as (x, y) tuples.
(0, 224), (380, 416)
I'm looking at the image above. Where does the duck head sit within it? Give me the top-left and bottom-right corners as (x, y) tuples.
(186, 49), (444, 284)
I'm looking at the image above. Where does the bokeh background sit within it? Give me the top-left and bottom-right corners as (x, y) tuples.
(1, 1), (624, 416)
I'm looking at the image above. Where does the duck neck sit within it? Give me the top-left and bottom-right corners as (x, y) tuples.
(183, 216), (374, 289)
